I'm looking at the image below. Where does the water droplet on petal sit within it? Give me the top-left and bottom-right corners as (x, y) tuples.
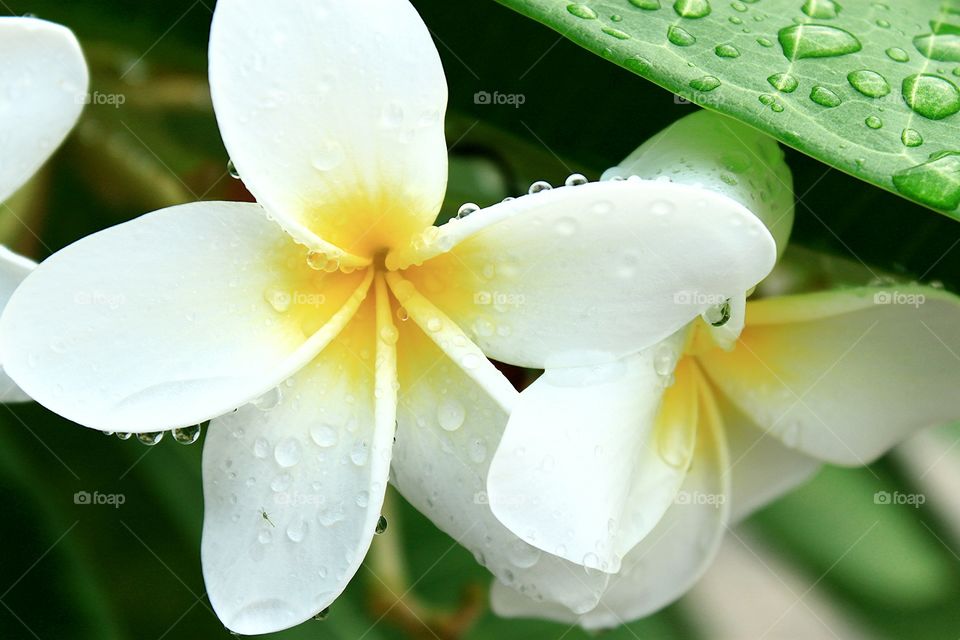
(310, 424), (339, 447)
(456, 203), (479, 219)
(565, 173), (589, 187)
(375, 515), (388, 535)
(274, 438), (302, 468)
(437, 398), (466, 431)
(173, 424), (201, 445)
(227, 159), (240, 179)
(528, 180), (552, 194)
(138, 431), (163, 446)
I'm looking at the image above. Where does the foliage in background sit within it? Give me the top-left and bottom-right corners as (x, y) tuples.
(498, 0), (960, 216)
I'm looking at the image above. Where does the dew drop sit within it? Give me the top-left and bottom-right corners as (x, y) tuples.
(566, 3), (597, 19)
(628, 0), (661, 8)
(350, 440), (370, 466)
(137, 431), (163, 446)
(310, 141), (345, 172)
(847, 69), (890, 98)
(902, 74), (960, 120)
(865, 115), (883, 129)
(667, 25), (697, 46)
(809, 85), (842, 107)
(892, 152), (960, 211)
(758, 93), (785, 111)
(253, 387), (283, 411)
(901, 128), (924, 147)
(375, 515), (388, 535)
(778, 24), (861, 60)
(601, 26), (631, 39)
(703, 300), (732, 326)
(528, 180), (552, 194)
(310, 424), (339, 448)
(715, 43), (740, 57)
(286, 520), (308, 543)
(674, 0), (711, 18)
(757, 37), (774, 47)
(456, 203), (479, 219)
(314, 607), (330, 621)
(801, 0), (841, 19)
(426, 317), (443, 333)
(767, 72), (798, 92)
(227, 159), (240, 179)
(653, 343), (677, 377)
(274, 438), (302, 468)
(356, 491), (370, 507)
(172, 424), (201, 445)
(437, 398), (466, 432)
(885, 47), (910, 62)
(253, 437), (270, 458)
(469, 438), (488, 463)
(116, 432), (132, 440)
(565, 173), (589, 187)
(690, 75), (721, 91)
(508, 540), (542, 568)
(623, 54), (652, 73)
(913, 32), (960, 63)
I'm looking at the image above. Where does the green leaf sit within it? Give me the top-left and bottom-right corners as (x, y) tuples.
(495, 0), (960, 217)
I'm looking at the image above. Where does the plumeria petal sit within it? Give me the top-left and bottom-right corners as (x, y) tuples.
(487, 339), (696, 573)
(0, 17), (88, 203)
(390, 299), (610, 613)
(202, 292), (396, 635)
(0, 246), (35, 402)
(699, 286), (960, 464)
(392, 180), (777, 369)
(603, 110), (794, 257)
(492, 364), (730, 629)
(714, 385), (820, 523)
(0, 202), (372, 432)
(209, 0), (447, 261)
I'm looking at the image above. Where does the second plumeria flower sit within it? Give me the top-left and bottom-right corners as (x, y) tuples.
(488, 111), (960, 629)
(1, 1), (776, 635)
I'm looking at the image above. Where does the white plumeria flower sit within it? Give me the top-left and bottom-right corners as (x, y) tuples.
(488, 111), (960, 630)
(0, 2), (777, 635)
(0, 16), (87, 402)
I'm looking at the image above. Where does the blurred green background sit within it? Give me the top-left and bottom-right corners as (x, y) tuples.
(2, 1), (960, 638)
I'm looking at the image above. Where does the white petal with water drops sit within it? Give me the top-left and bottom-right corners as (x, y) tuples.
(202, 301), (396, 635)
